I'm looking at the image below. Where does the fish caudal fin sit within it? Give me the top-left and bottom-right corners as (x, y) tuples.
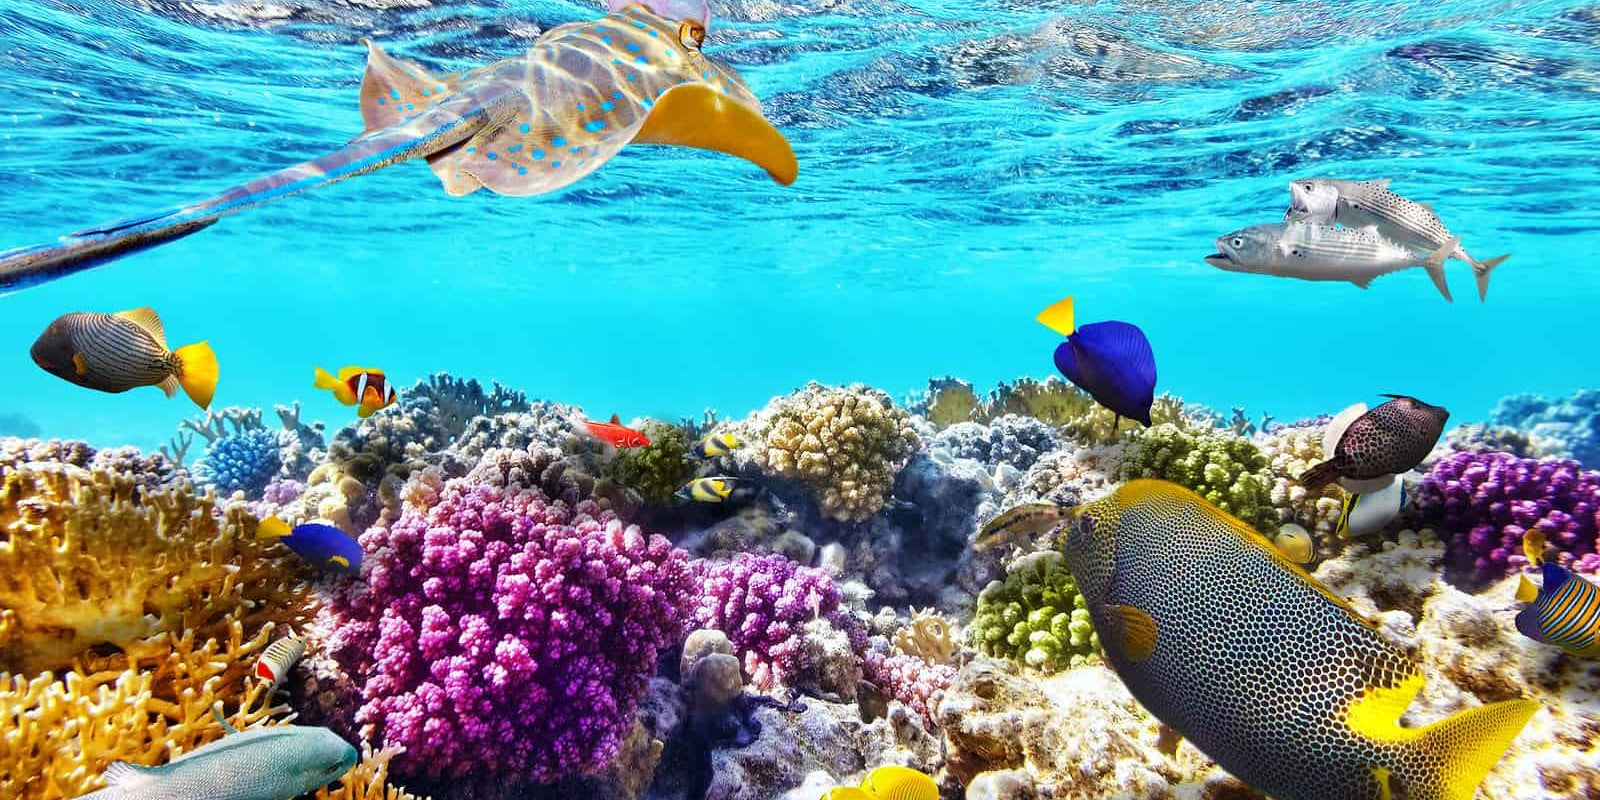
(1473, 253), (1510, 302)
(1036, 295), (1076, 337)
(1420, 236), (1458, 303)
(1297, 458), (1342, 491)
(1399, 697), (1539, 800)
(173, 341), (219, 410)
(314, 366), (341, 391)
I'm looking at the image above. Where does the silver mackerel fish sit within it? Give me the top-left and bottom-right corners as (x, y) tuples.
(1205, 222), (1459, 301)
(1286, 178), (1510, 301)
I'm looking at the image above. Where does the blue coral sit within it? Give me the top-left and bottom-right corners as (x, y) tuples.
(1491, 389), (1600, 469)
(192, 429), (282, 499)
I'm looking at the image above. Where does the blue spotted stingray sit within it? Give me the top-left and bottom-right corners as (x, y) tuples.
(0, 3), (797, 295)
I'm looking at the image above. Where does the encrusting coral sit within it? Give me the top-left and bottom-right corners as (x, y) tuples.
(1118, 423), (1279, 533)
(970, 552), (1099, 673)
(743, 382), (921, 522)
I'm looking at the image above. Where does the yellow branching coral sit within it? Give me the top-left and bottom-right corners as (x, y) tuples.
(746, 382), (921, 522)
(319, 746), (430, 800)
(922, 377), (982, 429)
(893, 608), (960, 664)
(0, 460), (309, 674)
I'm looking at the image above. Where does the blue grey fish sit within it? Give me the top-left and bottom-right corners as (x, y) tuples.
(1285, 178), (1510, 301)
(1205, 222), (1458, 302)
(69, 714), (356, 800)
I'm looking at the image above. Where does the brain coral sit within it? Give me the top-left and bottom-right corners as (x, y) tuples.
(1118, 423), (1278, 533)
(971, 551), (1099, 673)
(744, 382), (921, 522)
(315, 445), (695, 791)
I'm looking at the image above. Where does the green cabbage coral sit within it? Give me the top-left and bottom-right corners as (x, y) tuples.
(1118, 423), (1278, 532)
(604, 421), (696, 506)
(972, 552), (1099, 673)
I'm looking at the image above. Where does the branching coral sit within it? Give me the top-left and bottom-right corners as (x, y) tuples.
(971, 552), (1099, 673)
(1118, 423), (1278, 533)
(604, 420), (697, 506)
(863, 647), (957, 725)
(1417, 451), (1600, 587)
(194, 427), (282, 498)
(932, 415), (1061, 471)
(1255, 424), (1345, 539)
(919, 377), (982, 428)
(0, 454), (309, 675)
(314, 445), (695, 792)
(744, 382), (921, 522)
(893, 608), (960, 664)
(983, 378), (1205, 446)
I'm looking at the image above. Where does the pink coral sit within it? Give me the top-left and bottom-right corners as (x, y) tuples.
(864, 651), (956, 725)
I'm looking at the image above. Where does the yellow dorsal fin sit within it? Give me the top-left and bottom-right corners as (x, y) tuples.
(1516, 575), (1540, 603)
(1035, 295), (1076, 337)
(820, 789), (874, 800)
(633, 83), (798, 186)
(1522, 530), (1546, 566)
(258, 517), (293, 540)
(114, 307), (167, 348)
(337, 366), (365, 380)
(1106, 604), (1159, 662)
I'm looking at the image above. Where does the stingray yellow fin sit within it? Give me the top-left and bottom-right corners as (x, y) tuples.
(634, 83), (798, 185)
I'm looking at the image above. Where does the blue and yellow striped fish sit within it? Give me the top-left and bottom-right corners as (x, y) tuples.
(1515, 530), (1600, 658)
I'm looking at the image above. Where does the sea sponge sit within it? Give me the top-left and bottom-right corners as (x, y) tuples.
(0, 453), (309, 675)
(604, 420), (697, 506)
(1255, 423), (1345, 540)
(971, 552), (1099, 673)
(1118, 423), (1278, 533)
(744, 382), (921, 522)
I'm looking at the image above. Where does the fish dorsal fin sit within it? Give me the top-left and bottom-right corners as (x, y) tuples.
(1522, 530), (1546, 565)
(1418, 201), (1435, 214)
(1373, 178), (1392, 189)
(609, 413), (621, 425)
(358, 39), (460, 134)
(258, 516), (293, 540)
(1516, 575), (1540, 603)
(1324, 402), (1368, 456)
(1036, 295), (1076, 337)
(1105, 604), (1159, 662)
(336, 366), (365, 381)
(103, 761), (161, 788)
(633, 83), (798, 185)
(114, 307), (167, 348)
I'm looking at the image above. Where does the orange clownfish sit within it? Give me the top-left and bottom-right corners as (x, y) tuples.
(569, 412), (651, 449)
(314, 366), (399, 418)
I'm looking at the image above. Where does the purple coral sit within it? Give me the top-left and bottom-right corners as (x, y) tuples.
(691, 553), (865, 690)
(1417, 451), (1600, 587)
(316, 448), (695, 791)
(863, 651), (956, 725)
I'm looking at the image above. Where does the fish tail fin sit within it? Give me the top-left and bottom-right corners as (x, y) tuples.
(1035, 295), (1076, 337)
(1395, 697), (1539, 800)
(258, 516), (293, 540)
(1472, 253), (1509, 302)
(1421, 236), (1458, 303)
(173, 341), (219, 410)
(313, 366), (341, 391)
(1296, 459), (1342, 491)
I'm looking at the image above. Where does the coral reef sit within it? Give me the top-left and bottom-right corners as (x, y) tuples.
(918, 376), (982, 428)
(1118, 423), (1279, 533)
(986, 378), (1206, 446)
(194, 426), (282, 497)
(1491, 389), (1600, 468)
(970, 552), (1099, 673)
(863, 643), (957, 725)
(313, 445), (695, 791)
(604, 420), (697, 506)
(174, 405), (324, 497)
(1254, 423), (1345, 541)
(892, 608), (960, 664)
(932, 415), (1061, 472)
(741, 382), (921, 522)
(1418, 451), (1600, 587)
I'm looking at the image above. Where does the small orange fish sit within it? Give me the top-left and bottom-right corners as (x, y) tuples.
(571, 413), (650, 449)
(314, 366), (398, 418)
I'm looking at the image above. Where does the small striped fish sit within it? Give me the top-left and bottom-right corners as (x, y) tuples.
(1516, 531), (1600, 658)
(973, 500), (1068, 552)
(691, 431), (744, 458)
(676, 476), (752, 503)
(29, 308), (218, 409)
(254, 634), (308, 694)
(1205, 222), (1458, 302)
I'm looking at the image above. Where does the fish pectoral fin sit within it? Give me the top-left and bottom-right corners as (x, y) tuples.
(102, 761), (162, 788)
(1105, 603), (1159, 662)
(114, 306), (167, 347)
(1351, 276), (1374, 289)
(359, 38), (460, 133)
(71, 352), (89, 376)
(210, 703), (241, 734)
(632, 83), (798, 185)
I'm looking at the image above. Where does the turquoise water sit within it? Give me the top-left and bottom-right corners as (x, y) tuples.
(1, 0), (1597, 452)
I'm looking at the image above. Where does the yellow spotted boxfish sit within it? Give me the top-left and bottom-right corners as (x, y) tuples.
(1059, 479), (1537, 800)
(0, 2), (797, 295)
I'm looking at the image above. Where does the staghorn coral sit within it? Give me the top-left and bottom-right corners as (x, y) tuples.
(1118, 423), (1278, 533)
(314, 445), (695, 793)
(0, 452), (309, 675)
(318, 746), (431, 800)
(605, 420), (698, 506)
(1255, 424), (1345, 541)
(1417, 451), (1600, 587)
(970, 552), (1099, 673)
(743, 382), (921, 523)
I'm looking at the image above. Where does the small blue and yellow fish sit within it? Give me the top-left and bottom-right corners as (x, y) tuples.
(1515, 530), (1600, 658)
(819, 765), (937, 800)
(313, 366), (398, 418)
(1036, 296), (1156, 432)
(259, 517), (363, 573)
(676, 476), (754, 504)
(691, 431), (745, 458)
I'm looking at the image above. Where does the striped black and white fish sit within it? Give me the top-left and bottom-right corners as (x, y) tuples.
(1285, 178), (1510, 301)
(1515, 530), (1600, 658)
(1205, 222), (1459, 302)
(254, 633), (308, 694)
(29, 307), (218, 409)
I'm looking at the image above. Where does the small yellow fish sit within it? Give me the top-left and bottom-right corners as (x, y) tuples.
(677, 476), (750, 503)
(313, 365), (398, 418)
(973, 500), (1068, 551)
(818, 766), (937, 800)
(691, 431), (745, 458)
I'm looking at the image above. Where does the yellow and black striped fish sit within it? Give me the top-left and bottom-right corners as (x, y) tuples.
(676, 476), (752, 503)
(1515, 530), (1600, 658)
(30, 307), (218, 409)
(691, 431), (745, 458)
(973, 500), (1068, 552)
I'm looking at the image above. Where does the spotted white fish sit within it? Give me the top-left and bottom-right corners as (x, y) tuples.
(1205, 222), (1459, 301)
(1285, 178), (1509, 301)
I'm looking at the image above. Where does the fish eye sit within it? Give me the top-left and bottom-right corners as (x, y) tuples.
(679, 21), (705, 49)
(1230, 237), (1244, 248)
(1302, 183), (1314, 191)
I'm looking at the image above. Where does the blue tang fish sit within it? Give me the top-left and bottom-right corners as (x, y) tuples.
(1036, 296), (1156, 431)
(1515, 529), (1600, 658)
(259, 517), (363, 573)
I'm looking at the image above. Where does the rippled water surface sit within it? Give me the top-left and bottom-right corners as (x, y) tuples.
(1, 0), (1597, 448)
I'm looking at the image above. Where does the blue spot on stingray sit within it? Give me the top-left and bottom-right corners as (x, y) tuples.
(613, 91), (623, 99)
(659, 86), (669, 96)
(405, 103), (415, 111)
(642, 98), (653, 108)
(577, 103), (586, 111)
(508, 144), (522, 152)
(377, 97), (386, 105)
(486, 152), (497, 160)
(647, 29), (658, 37)
(466, 146), (477, 153)
(602, 36), (613, 44)
(601, 100), (615, 111)
(520, 123), (530, 134)
(631, 20), (646, 28)
(552, 136), (567, 147)
(626, 74), (637, 81)
(390, 90), (400, 100)
(570, 146), (582, 153)
(518, 166), (527, 175)
(579, 160), (586, 166)
(635, 56), (648, 65)
(613, 58), (622, 65)
(626, 42), (640, 52)
(553, 161), (562, 168)
(419, 87), (429, 96)
(584, 121), (606, 132)
(532, 149), (545, 159)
